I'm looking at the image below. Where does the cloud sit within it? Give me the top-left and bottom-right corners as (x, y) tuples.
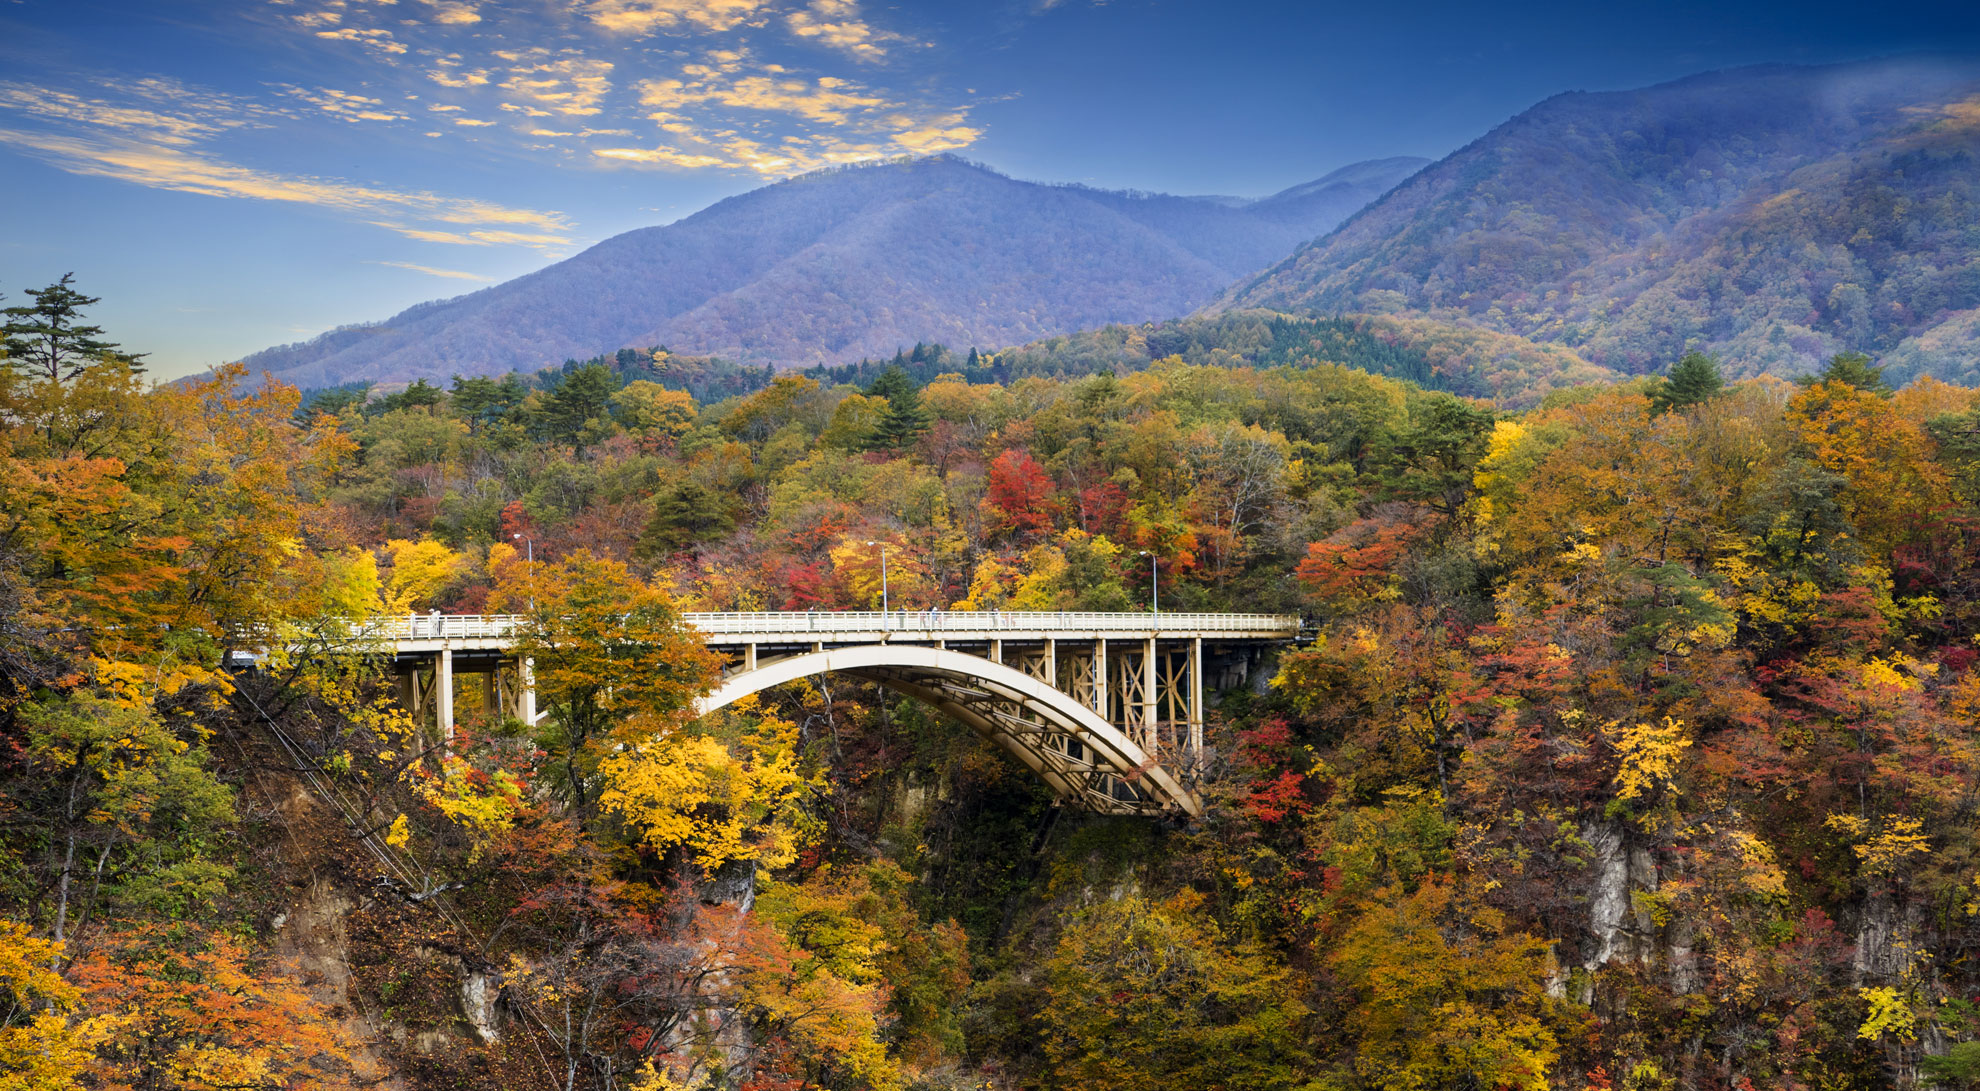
(580, 0), (769, 35)
(377, 224), (572, 245)
(495, 50), (615, 116)
(427, 58), (492, 88)
(609, 51), (979, 173)
(891, 119), (981, 154)
(372, 260), (493, 280)
(0, 126), (572, 248)
(23, 0), (984, 207)
(277, 85), (408, 123)
(0, 83), (238, 145)
(785, 0), (909, 62)
(314, 26), (410, 54)
(593, 145), (731, 168)
(639, 70), (889, 125)
(419, 0), (483, 25)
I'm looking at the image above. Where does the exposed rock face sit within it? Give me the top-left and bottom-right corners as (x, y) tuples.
(271, 874), (407, 1089)
(1578, 819), (1715, 999)
(1582, 820), (1661, 971)
(462, 970), (501, 1044)
(1854, 890), (1924, 983)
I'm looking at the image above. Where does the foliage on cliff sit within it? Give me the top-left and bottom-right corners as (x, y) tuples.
(15, 280), (1980, 1090)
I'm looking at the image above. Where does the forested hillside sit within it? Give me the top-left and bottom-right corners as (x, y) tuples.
(241, 155), (1425, 389)
(14, 278), (1980, 1089)
(989, 309), (1617, 406)
(1220, 57), (1980, 383)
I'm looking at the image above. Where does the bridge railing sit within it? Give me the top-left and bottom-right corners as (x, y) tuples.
(681, 610), (1296, 634)
(342, 611), (1298, 643)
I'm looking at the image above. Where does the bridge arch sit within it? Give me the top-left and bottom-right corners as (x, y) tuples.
(696, 644), (1200, 817)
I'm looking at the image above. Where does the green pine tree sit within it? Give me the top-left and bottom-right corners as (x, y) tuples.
(1800, 350), (1892, 395)
(636, 481), (735, 557)
(295, 383), (371, 424)
(1, 273), (143, 382)
(539, 362), (621, 449)
(865, 365), (931, 450)
(367, 378), (446, 417)
(1648, 351), (1724, 414)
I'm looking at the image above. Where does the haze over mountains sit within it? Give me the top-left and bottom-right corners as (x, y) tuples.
(243, 155), (1428, 388)
(1218, 57), (1980, 383)
(246, 56), (1980, 395)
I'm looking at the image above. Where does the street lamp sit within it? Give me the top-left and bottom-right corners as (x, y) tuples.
(864, 540), (889, 613)
(512, 533), (535, 611)
(1138, 550), (1158, 614)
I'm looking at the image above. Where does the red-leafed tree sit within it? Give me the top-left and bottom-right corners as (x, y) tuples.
(982, 448), (1059, 539)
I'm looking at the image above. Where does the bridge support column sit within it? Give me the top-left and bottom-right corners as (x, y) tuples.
(1191, 637), (1204, 759)
(437, 648), (454, 744)
(1094, 640), (1108, 717)
(1144, 637), (1158, 752)
(519, 656), (536, 726)
(745, 643), (757, 672)
(1045, 638), (1056, 686)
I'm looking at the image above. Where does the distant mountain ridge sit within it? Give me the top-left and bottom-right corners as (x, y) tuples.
(1215, 58), (1980, 382)
(244, 154), (1427, 388)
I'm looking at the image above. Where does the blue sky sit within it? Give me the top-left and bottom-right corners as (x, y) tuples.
(2, 0), (1975, 378)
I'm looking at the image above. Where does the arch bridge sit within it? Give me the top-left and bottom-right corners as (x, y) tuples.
(351, 611), (1299, 817)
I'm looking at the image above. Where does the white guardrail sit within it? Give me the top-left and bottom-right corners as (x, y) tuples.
(352, 611), (1299, 642)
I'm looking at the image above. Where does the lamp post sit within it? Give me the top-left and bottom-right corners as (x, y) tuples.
(864, 540), (889, 614)
(1138, 550), (1158, 614)
(512, 533), (535, 611)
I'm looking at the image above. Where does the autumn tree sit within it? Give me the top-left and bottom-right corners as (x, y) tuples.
(612, 380), (698, 451)
(1787, 376), (1950, 557)
(490, 547), (721, 819)
(1329, 879), (1564, 1091)
(598, 705), (814, 875)
(1036, 892), (1315, 1091)
(69, 924), (359, 1091)
(982, 448), (1058, 539)
(0, 922), (87, 1091)
(19, 694), (234, 955)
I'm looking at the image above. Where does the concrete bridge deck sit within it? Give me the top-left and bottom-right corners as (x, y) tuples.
(353, 610), (1298, 651)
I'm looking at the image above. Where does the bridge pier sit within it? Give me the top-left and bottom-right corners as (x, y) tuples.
(390, 645), (540, 744)
(1191, 637), (1204, 757)
(436, 648), (454, 745)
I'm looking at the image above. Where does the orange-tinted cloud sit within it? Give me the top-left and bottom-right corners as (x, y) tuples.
(580, 0), (769, 36)
(372, 260), (493, 280)
(0, 127), (572, 248)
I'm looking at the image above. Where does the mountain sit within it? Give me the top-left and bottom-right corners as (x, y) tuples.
(243, 154), (1427, 388)
(1215, 58), (1980, 383)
